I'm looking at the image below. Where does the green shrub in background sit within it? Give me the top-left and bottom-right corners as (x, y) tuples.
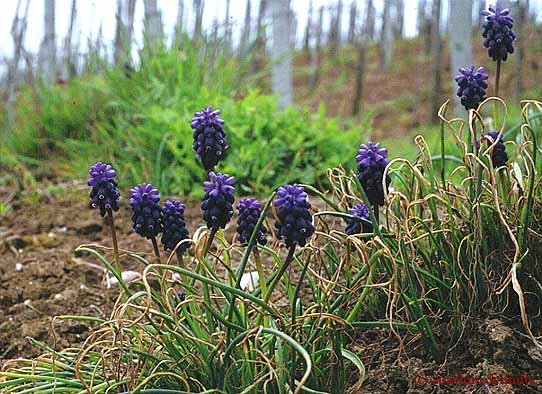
(1, 39), (372, 196)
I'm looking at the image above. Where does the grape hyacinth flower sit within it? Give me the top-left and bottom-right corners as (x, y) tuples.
(483, 131), (508, 167)
(455, 66), (489, 111)
(88, 162), (120, 217)
(129, 183), (163, 239)
(345, 203), (371, 235)
(201, 172), (236, 231)
(356, 142), (391, 207)
(481, 4), (516, 62)
(273, 184), (315, 248)
(161, 200), (190, 256)
(236, 198), (267, 245)
(191, 106), (229, 171)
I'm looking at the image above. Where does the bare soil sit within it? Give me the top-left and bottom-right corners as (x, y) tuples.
(2, 186), (542, 393)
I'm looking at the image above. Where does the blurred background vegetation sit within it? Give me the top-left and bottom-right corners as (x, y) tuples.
(1, 0), (541, 196)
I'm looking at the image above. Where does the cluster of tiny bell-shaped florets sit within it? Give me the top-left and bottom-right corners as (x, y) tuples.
(455, 66), (489, 111)
(356, 141), (391, 208)
(236, 198), (267, 245)
(129, 183), (163, 239)
(88, 162), (121, 217)
(481, 4), (516, 62)
(88, 164), (192, 255)
(162, 200), (190, 255)
(481, 131), (508, 168)
(191, 106), (229, 172)
(201, 172), (236, 231)
(345, 203), (371, 235)
(273, 184), (315, 248)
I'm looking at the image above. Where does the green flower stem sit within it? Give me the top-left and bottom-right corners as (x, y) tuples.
(151, 236), (161, 263)
(263, 245), (296, 304)
(106, 208), (121, 272)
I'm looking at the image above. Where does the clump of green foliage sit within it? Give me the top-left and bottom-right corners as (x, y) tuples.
(2, 38), (367, 197)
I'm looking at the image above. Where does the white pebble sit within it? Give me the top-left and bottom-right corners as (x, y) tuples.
(15, 263), (23, 272)
(240, 271), (259, 293)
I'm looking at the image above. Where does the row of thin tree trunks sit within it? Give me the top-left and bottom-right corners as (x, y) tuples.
(3, 0), (533, 123)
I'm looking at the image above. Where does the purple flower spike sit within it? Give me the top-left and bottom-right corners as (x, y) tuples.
(356, 141), (391, 207)
(483, 131), (508, 167)
(191, 106), (229, 171)
(201, 172), (236, 230)
(345, 203), (372, 235)
(237, 198), (267, 245)
(356, 142), (389, 168)
(161, 200), (190, 255)
(88, 162), (120, 217)
(129, 183), (163, 239)
(455, 66), (489, 111)
(273, 184), (315, 248)
(481, 4), (515, 62)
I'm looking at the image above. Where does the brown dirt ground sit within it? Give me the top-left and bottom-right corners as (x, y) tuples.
(2, 185), (542, 393)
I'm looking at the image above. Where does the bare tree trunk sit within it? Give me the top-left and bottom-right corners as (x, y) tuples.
(310, 5), (324, 89)
(515, 0), (526, 100)
(114, 0), (124, 64)
(449, 0), (472, 114)
(476, 0), (485, 31)
(289, 5), (297, 48)
(240, 0), (252, 56)
(430, 0), (442, 121)
(330, 1), (343, 56)
(251, 0), (267, 74)
(5, 0), (30, 128)
(62, 0), (77, 79)
(380, 0), (394, 69)
(114, 0), (136, 64)
(396, 0), (404, 38)
(352, 36), (367, 116)
(224, 0), (232, 53)
(176, 0), (184, 41)
(271, 0), (293, 109)
(303, 0), (313, 51)
(366, 0), (375, 40)
(417, 0), (426, 36)
(126, 0), (136, 47)
(39, 0), (56, 82)
(347, 1), (357, 44)
(144, 0), (163, 53)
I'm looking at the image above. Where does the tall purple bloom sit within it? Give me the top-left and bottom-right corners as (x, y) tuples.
(129, 183), (163, 239)
(481, 4), (516, 62)
(345, 203), (371, 235)
(191, 106), (229, 171)
(88, 162), (120, 217)
(455, 66), (489, 111)
(273, 184), (315, 248)
(237, 198), (267, 245)
(161, 200), (190, 255)
(483, 131), (508, 167)
(202, 172), (235, 230)
(356, 142), (391, 207)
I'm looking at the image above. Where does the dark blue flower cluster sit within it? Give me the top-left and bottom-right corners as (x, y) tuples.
(237, 198), (267, 245)
(345, 203), (371, 235)
(483, 131), (508, 167)
(161, 200), (190, 255)
(129, 183), (163, 239)
(482, 4), (516, 62)
(356, 142), (391, 207)
(88, 162), (121, 217)
(455, 66), (489, 111)
(273, 184), (315, 248)
(191, 106), (229, 172)
(202, 172), (236, 230)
